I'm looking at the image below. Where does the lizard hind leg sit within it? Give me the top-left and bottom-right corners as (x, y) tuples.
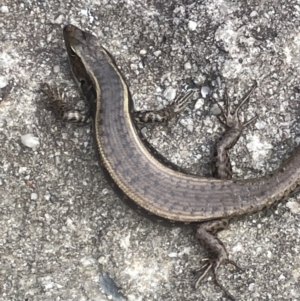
(195, 220), (243, 301)
(195, 82), (258, 300)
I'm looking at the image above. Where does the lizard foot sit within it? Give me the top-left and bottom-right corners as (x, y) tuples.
(212, 82), (258, 179)
(195, 220), (243, 301)
(134, 90), (194, 123)
(41, 83), (90, 123)
(214, 81), (258, 130)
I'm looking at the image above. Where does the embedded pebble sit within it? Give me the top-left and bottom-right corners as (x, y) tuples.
(188, 20), (197, 31)
(210, 103), (222, 115)
(279, 274), (286, 281)
(201, 86), (210, 98)
(184, 61), (192, 70)
(163, 87), (176, 101)
(44, 191), (51, 201)
(18, 167), (27, 174)
(0, 76), (8, 89)
(250, 10), (258, 17)
(153, 50), (162, 57)
(53, 65), (60, 73)
(30, 193), (38, 200)
(194, 98), (204, 110)
(54, 14), (64, 24)
(130, 63), (138, 71)
(168, 252), (178, 258)
(267, 250), (273, 259)
(0, 6), (9, 13)
(180, 118), (194, 132)
(21, 134), (40, 148)
(255, 120), (267, 130)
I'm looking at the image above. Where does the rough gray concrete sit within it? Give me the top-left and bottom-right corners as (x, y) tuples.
(1, 1), (300, 301)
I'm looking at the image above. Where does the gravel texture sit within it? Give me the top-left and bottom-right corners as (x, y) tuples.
(0, 1), (300, 301)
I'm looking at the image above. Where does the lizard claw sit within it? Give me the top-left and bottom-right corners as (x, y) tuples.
(213, 81), (258, 130)
(195, 256), (242, 301)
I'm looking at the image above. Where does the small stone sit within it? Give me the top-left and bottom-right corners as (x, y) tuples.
(21, 134), (40, 148)
(267, 250), (272, 258)
(210, 103), (222, 115)
(130, 63), (138, 71)
(53, 65), (60, 73)
(248, 282), (256, 291)
(80, 9), (89, 17)
(31, 193), (38, 200)
(46, 33), (52, 43)
(80, 257), (97, 266)
(194, 98), (204, 110)
(44, 192), (51, 201)
(0, 6), (9, 13)
(102, 188), (110, 195)
(255, 120), (267, 130)
(54, 14), (64, 24)
(140, 49), (147, 55)
(0, 76), (8, 89)
(180, 118), (194, 132)
(232, 243), (243, 252)
(201, 86), (210, 98)
(18, 167), (27, 174)
(278, 274), (286, 281)
(188, 20), (197, 31)
(55, 155), (61, 165)
(184, 61), (192, 70)
(153, 50), (162, 57)
(140, 127), (148, 138)
(250, 11), (258, 17)
(163, 87), (176, 101)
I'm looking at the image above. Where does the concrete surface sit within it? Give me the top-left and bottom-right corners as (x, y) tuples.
(0, 1), (300, 301)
